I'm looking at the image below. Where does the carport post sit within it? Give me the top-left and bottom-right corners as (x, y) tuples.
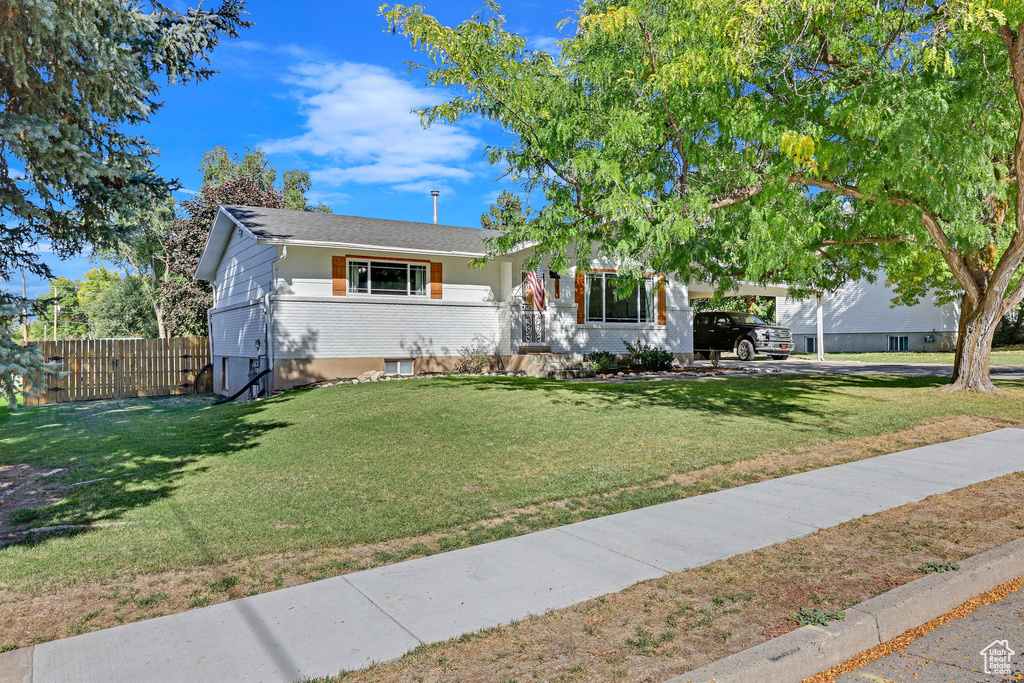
(815, 292), (825, 361)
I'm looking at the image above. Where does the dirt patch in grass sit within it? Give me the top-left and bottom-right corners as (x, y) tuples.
(0, 415), (1014, 650)
(0, 464), (72, 538)
(320, 472), (1024, 683)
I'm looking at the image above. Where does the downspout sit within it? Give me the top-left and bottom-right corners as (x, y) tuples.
(265, 246), (288, 395)
(208, 280), (216, 393)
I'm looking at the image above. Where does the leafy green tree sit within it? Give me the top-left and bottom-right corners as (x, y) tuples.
(77, 267), (122, 312)
(0, 0), (249, 407)
(692, 296), (777, 324)
(162, 160), (286, 336)
(86, 276), (158, 339)
(103, 197), (176, 338)
(383, 1), (1024, 392)
(480, 190), (532, 230)
(30, 277), (89, 340)
(161, 147), (331, 335)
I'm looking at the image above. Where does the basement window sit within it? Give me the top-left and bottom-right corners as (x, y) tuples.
(887, 335), (909, 352)
(805, 337), (817, 354)
(385, 359), (414, 376)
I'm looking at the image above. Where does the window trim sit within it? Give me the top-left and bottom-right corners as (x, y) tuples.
(584, 271), (655, 324)
(347, 258), (429, 297)
(887, 335), (909, 352)
(384, 358), (415, 376)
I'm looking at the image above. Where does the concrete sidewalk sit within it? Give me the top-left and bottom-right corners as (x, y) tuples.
(3, 428), (1023, 683)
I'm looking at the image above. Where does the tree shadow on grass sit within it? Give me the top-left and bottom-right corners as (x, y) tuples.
(0, 393), (296, 549)
(428, 373), (957, 436)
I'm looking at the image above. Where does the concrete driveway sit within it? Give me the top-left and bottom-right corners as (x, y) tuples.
(693, 357), (1024, 382)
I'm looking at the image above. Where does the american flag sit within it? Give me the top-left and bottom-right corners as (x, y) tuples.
(525, 270), (546, 312)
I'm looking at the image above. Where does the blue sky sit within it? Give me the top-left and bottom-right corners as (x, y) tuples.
(12, 0), (575, 298)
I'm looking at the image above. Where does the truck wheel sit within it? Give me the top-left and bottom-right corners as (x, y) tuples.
(736, 339), (756, 361)
(770, 355), (789, 361)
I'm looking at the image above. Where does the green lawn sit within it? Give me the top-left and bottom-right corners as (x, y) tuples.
(1, 375), (1023, 592)
(789, 345), (1024, 365)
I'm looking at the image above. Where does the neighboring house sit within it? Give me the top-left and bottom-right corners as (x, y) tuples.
(777, 275), (960, 353)
(195, 205), (712, 395)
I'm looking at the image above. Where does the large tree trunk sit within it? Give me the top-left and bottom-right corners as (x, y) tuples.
(154, 303), (167, 340)
(945, 292), (1004, 393)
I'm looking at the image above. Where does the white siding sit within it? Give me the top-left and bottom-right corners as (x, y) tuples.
(538, 267), (693, 354)
(276, 247), (502, 303)
(214, 229), (278, 308)
(778, 277), (959, 334)
(272, 297), (504, 359)
(210, 303), (265, 357)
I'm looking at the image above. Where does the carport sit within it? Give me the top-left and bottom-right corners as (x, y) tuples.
(687, 281), (825, 360)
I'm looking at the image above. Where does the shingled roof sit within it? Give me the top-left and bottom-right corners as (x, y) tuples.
(221, 205), (503, 256)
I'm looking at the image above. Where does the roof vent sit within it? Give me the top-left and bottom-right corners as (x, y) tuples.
(431, 190), (439, 224)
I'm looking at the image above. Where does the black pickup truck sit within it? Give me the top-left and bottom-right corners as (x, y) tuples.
(693, 312), (794, 361)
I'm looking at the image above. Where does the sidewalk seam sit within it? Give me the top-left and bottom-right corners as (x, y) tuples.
(552, 529), (670, 574)
(341, 577), (426, 646)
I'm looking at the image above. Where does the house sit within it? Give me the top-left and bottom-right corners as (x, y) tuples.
(195, 205), (720, 395)
(777, 275), (960, 354)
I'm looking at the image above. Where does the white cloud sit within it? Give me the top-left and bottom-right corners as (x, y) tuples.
(529, 35), (561, 56)
(263, 62), (482, 193)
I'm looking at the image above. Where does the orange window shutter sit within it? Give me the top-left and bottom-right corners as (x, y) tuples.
(657, 274), (667, 325)
(332, 256), (347, 296)
(430, 262), (443, 299)
(575, 271), (586, 324)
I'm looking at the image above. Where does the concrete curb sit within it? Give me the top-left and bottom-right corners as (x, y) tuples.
(0, 645), (32, 683)
(666, 537), (1024, 683)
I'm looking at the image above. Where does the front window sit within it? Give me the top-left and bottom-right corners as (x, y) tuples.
(348, 260), (428, 296)
(585, 273), (654, 323)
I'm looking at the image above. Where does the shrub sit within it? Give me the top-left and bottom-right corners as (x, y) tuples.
(587, 350), (616, 373)
(454, 345), (491, 374)
(640, 348), (674, 371)
(623, 339), (674, 371)
(622, 338), (654, 368)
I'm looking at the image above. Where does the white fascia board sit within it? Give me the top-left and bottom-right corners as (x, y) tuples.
(194, 208), (271, 281)
(254, 237), (489, 259)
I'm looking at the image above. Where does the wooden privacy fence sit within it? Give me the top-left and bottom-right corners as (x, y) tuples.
(24, 337), (212, 406)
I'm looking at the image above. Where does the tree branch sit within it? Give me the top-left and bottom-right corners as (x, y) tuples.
(819, 236), (912, 245)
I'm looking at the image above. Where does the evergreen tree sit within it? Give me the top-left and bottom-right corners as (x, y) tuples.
(0, 0), (249, 407)
(480, 190), (532, 231)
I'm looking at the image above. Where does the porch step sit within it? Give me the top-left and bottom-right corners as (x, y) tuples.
(518, 345), (552, 354)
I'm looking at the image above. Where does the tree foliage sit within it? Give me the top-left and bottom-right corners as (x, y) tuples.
(0, 0), (250, 288)
(86, 276), (158, 339)
(161, 147), (331, 335)
(480, 190), (532, 230)
(0, 0), (249, 407)
(383, 0), (1024, 391)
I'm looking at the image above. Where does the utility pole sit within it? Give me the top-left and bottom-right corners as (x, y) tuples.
(22, 272), (28, 344)
(54, 301), (59, 341)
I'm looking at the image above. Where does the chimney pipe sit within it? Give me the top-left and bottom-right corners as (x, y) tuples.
(431, 190), (439, 224)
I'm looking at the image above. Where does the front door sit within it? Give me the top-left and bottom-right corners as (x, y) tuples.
(520, 271), (546, 344)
